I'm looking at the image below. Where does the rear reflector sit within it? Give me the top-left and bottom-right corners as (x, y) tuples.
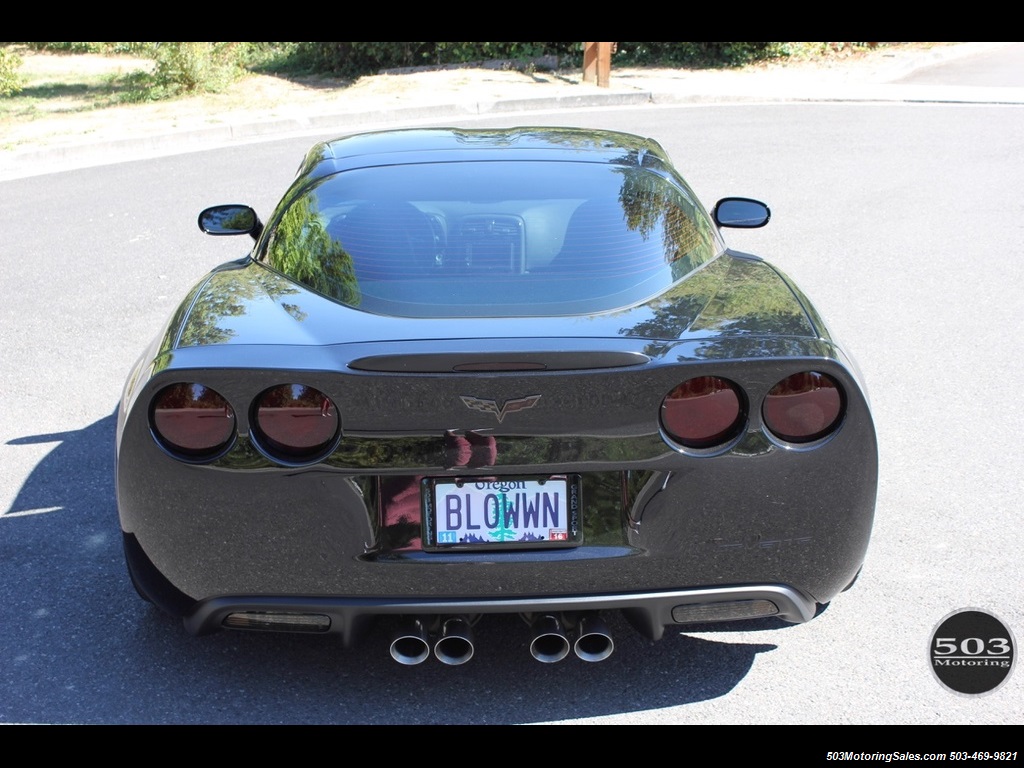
(222, 612), (331, 633)
(671, 600), (779, 624)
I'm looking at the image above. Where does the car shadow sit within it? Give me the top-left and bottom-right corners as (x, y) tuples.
(2, 412), (789, 725)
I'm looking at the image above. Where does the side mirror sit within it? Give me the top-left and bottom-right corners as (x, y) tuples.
(198, 205), (263, 240)
(713, 198), (771, 229)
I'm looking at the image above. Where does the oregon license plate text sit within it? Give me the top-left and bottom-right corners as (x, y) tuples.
(430, 478), (577, 547)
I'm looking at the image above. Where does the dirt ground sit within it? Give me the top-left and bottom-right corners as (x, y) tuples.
(0, 43), (977, 153)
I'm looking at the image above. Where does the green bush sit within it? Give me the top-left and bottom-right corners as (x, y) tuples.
(615, 42), (789, 67)
(233, 42), (295, 69)
(1, 47), (23, 96)
(20, 42), (154, 54)
(290, 42), (579, 76)
(151, 42), (242, 94)
(283, 41), (810, 76)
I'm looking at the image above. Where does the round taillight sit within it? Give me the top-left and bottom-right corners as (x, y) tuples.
(253, 384), (339, 462)
(151, 383), (235, 458)
(762, 371), (844, 443)
(661, 376), (745, 449)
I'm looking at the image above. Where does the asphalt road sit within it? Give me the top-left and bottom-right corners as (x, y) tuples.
(1, 46), (1022, 725)
(895, 43), (1024, 87)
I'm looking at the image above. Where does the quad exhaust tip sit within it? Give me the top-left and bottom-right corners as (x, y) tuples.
(389, 613), (614, 664)
(573, 613), (615, 662)
(433, 616), (475, 666)
(390, 618), (432, 666)
(529, 614), (571, 663)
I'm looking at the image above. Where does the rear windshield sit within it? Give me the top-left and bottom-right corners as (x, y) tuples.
(260, 161), (720, 317)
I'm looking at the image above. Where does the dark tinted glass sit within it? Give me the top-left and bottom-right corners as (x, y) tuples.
(262, 162), (720, 317)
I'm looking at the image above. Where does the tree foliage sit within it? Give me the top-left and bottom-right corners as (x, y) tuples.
(266, 191), (360, 306)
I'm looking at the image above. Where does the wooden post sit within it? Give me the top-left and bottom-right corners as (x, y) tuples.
(583, 42), (614, 87)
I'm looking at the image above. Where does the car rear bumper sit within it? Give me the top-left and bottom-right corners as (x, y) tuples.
(182, 584), (818, 642)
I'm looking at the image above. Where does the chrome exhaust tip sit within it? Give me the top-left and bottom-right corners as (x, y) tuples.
(529, 614), (571, 663)
(390, 617), (432, 665)
(434, 616), (475, 665)
(574, 613), (614, 662)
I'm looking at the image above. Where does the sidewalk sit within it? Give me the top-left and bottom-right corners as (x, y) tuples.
(2, 42), (1020, 182)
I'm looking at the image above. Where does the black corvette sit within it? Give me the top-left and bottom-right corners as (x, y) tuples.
(116, 127), (877, 665)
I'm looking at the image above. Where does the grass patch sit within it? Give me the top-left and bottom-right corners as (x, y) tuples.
(0, 71), (152, 119)
(0, 46), (157, 124)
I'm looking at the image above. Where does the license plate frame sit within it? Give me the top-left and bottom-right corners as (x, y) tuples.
(422, 475), (581, 551)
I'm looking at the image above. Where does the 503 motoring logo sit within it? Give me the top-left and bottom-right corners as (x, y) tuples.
(929, 608), (1016, 696)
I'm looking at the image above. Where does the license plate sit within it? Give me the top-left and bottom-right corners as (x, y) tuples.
(423, 476), (581, 550)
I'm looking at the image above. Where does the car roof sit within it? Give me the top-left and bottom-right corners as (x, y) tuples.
(295, 127), (674, 182)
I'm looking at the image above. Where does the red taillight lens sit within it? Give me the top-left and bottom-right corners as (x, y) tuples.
(253, 384), (339, 461)
(151, 383), (235, 458)
(661, 376), (745, 449)
(762, 372), (844, 443)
